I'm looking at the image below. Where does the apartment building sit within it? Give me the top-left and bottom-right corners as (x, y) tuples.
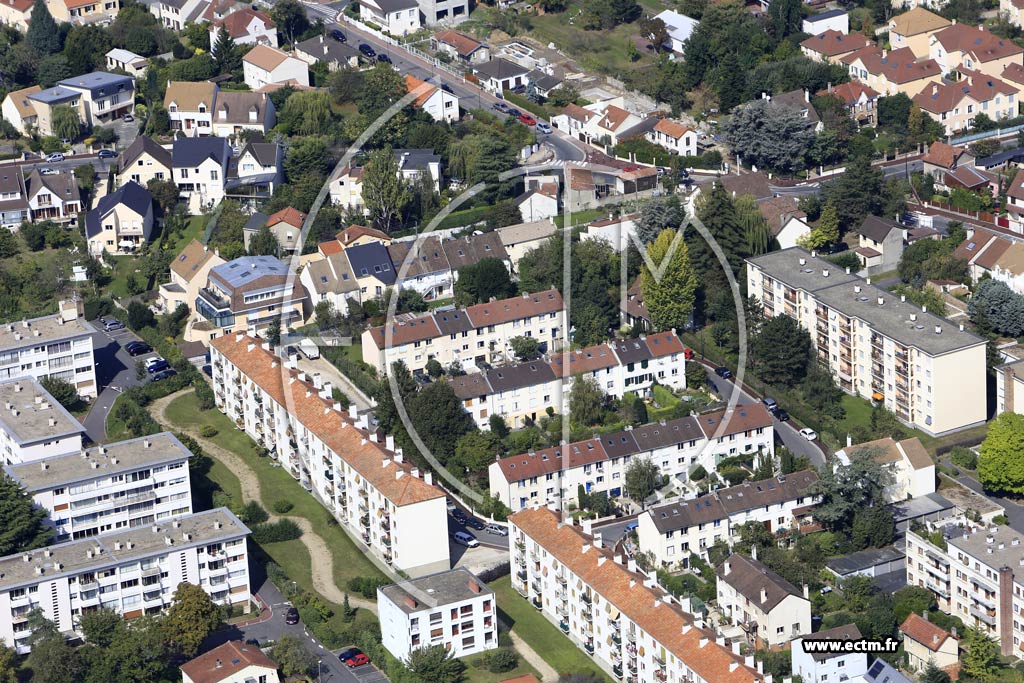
(716, 553), (812, 647)
(5, 432), (193, 542)
(928, 24), (1023, 79)
(0, 301), (97, 398)
(0, 508), (250, 654)
(746, 248), (987, 435)
(509, 507), (766, 683)
(834, 436), (935, 503)
(190, 255), (308, 343)
(635, 470), (819, 568)
(378, 568), (498, 661)
(0, 377), (84, 466)
(362, 290), (565, 375)
(209, 333), (450, 576)
(489, 406), (778, 513)
(904, 520), (1024, 657)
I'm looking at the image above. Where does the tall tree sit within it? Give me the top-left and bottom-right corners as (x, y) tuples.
(751, 307), (813, 387)
(722, 98), (816, 173)
(636, 196), (684, 245)
(768, 0), (802, 38)
(921, 661), (952, 683)
(978, 412), (1024, 495)
(26, 0), (61, 55)
(213, 26), (241, 74)
(624, 457), (662, 508)
(641, 228), (698, 332)
(51, 105), (81, 142)
(40, 376), (79, 411)
(0, 644), (15, 683)
(569, 375), (606, 427)
(270, 635), (318, 678)
(824, 155), (883, 230)
(961, 628), (1001, 682)
(362, 146), (411, 233)
(453, 430), (504, 474)
(405, 644), (466, 683)
(811, 448), (892, 533)
(733, 194), (771, 256)
(25, 609), (78, 683)
(969, 279), (1024, 338)
(0, 476), (52, 555)
(162, 582), (222, 657)
(248, 224), (280, 257)
(453, 258), (516, 306)
(270, 0), (309, 46)
(799, 200), (840, 250)
(83, 616), (169, 683)
(407, 382), (475, 464)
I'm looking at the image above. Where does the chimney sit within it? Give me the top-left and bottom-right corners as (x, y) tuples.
(699, 637), (709, 648)
(751, 544), (758, 561)
(877, 296), (884, 306)
(724, 561), (731, 576)
(468, 580), (481, 593)
(349, 404), (358, 420)
(215, 660), (222, 669)
(803, 584), (809, 599)
(404, 595), (418, 608)
(932, 83), (939, 96)
(822, 268), (829, 278)
(935, 325), (942, 334)
(760, 587), (768, 603)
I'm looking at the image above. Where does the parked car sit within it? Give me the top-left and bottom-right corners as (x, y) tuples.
(518, 112), (536, 126)
(97, 149), (117, 159)
(506, 108), (521, 118)
(45, 152), (64, 163)
(761, 397), (778, 411)
(451, 531), (479, 548)
(125, 341), (152, 356)
(446, 498), (457, 512)
(683, 348), (695, 360)
(492, 101), (510, 114)
(799, 428), (817, 441)
(773, 408), (790, 422)
(146, 360), (171, 374)
(144, 356), (165, 368)
(122, 113), (134, 122)
(39, 168), (58, 176)
(150, 368), (177, 381)
(338, 648), (369, 668)
(330, 28), (347, 42)
(376, 53), (392, 64)
(285, 607), (300, 625)
(714, 366), (732, 379)
(358, 43), (376, 58)
(536, 121), (552, 134)
(103, 319), (124, 331)
(624, 521), (639, 534)
(486, 523), (508, 536)
(466, 518), (485, 531)
(452, 509), (467, 524)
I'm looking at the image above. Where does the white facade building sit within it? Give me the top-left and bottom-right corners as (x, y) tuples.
(716, 553), (812, 647)
(0, 376), (85, 465)
(792, 624), (869, 683)
(0, 508), (250, 654)
(0, 301), (97, 399)
(378, 568), (498, 661)
(5, 432), (193, 542)
(835, 436), (935, 503)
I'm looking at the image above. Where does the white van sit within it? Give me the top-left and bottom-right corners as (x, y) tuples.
(452, 531), (479, 548)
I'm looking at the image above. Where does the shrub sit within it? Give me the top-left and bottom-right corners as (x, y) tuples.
(480, 648), (518, 673)
(195, 382), (216, 410)
(950, 447), (977, 470)
(272, 500), (294, 514)
(347, 576), (390, 600)
(199, 425), (218, 438)
(251, 519), (303, 544)
(236, 501), (269, 525)
(211, 491), (233, 509)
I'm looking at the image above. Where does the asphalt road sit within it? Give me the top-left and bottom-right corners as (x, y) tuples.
(446, 502), (509, 550)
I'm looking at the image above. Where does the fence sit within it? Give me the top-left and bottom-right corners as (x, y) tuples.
(950, 123), (1024, 146)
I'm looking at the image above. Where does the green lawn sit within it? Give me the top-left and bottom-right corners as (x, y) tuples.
(105, 394), (129, 441)
(163, 392), (385, 589)
(554, 208), (607, 229)
(463, 649), (542, 683)
(167, 215), (209, 253)
(490, 576), (610, 681)
(105, 255), (144, 299)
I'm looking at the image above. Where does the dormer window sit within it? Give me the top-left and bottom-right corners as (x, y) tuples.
(219, 109), (226, 120)
(249, 109), (257, 122)
(169, 105), (177, 112)
(198, 105), (206, 114)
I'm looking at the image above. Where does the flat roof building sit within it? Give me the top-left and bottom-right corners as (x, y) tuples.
(0, 376), (85, 465)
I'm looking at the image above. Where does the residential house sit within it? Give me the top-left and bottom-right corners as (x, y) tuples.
(888, 7), (951, 57)
(0, 168), (29, 230)
(0, 509), (250, 654)
(151, 0), (208, 30)
(921, 140), (974, 179)
(117, 135), (172, 188)
(900, 613), (958, 673)
(526, 69), (563, 98)
(0, 0), (32, 32)
(758, 196), (810, 249)
(432, 29), (490, 63)
(159, 239), (225, 314)
(243, 206), (305, 254)
(210, 333), (451, 575)
(636, 470), (818, 568)
(294, 33), (362, 71)
(337, 224), (391, 247)
(654, 9), (699, 55)
(473, 58), (531, 95)
(800, 29), (871, 63)
(645, 119), (697, 156)
(840, 46), (942, 97)
(362, 289), (565, 374)
(22, 85), (84, 138)
(181, 641), (280, 683)
(0, 301), (97, 397)
(944, 164), (1000, 197)
(417, 0), (469, 25)
(359, 0), (420, 36)
(765, 89), (822, 131)
(717, 172), (774, 200)
(716, 553), (812, 647)
(496, 220), (557, 270)
(85, 180), (154, 256)
(913, 69), (1018, 134)
(226, 140), (283, 204)
(46, 0), (120, 24)
(172, 136), (230, 213)
(855, 215), (905, 271)
(209, 7), (277, 52)
(835, 436), (935, 502)
(509, 507), (766, 683)
(551, 103), (596, 141)
(581, 213), (639, 251)
(818, 81), (881, 126)
(330, 149), (442, 212)
(929, 24), (1023, 79)
(746, 248), (987, 435)
(450, 361), (558, 429)
(165, 81), (218, 137)
(386, 236), (452, 301)
(24, 170), (81, 225)
(580, 101), (643, 146)
(201, 0), (244, 23)
(105, 48), (148, 76)
(0, 85), (41, 135)
(1005, 168), (1024, 231)
(191, 255), (308, 342)
(55, 72), (134, 127)
(242, 45), (309, 90)
(0, 376), (84, 466)
(5, 431), (192, 541)
(620, 280), (650, 332)
(802, 8), (848, 34)
(330, 165), (365, 211)
(210, 90), (276, 138)
(953, 228), (1015, 284)
(791, 625), (869, 683)
(299, 242), (359, 315)
(443, 231), (510, 281)
(515, 184), (559, 222)
(1002, 62), (1024, 107)
(404, 74), (460, 123)
(345, 241), (397, 302)
(379, 569), (497, 661)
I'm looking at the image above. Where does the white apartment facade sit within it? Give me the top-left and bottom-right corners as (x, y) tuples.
(0, 301), (97, 399)
(509, 507), (766, 683)
(0, 508), (251, 654)
(5, 432), (193, 543)
(746, 248), (987, 436)
(378, 568), (498, 661)
(0, 376), (85, 466)
(209, 333), (451, 577)
(716, 553), (812, 647)
(636, 470), (819, 569)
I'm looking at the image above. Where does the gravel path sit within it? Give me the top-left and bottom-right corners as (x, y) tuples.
(149, 390), (377, 614)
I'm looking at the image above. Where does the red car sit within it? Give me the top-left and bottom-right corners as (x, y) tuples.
(518, 112), (537, 126)
(684, 348), (695, 360)
(339, 648), (370, 668)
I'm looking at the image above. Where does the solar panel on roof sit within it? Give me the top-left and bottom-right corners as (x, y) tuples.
(867, 660), (885, 678)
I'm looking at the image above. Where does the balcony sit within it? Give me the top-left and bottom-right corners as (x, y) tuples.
(556, 574), (567, 586)
(613, 665), (623, 679)
(970, 606), (997, 626)
(382, 535), (392, 548)
(612, 633), (621, 645)
(516, 555), (527, 568)
(626, 630), (636, 643)
(557, 604), (568, 617)
(79, 579), (98, 591)
(531, 579), (542, 593)
(584, 642), (595, 655)
(359, 515), (370, 528)
(516, 570), (528, 582)
(581, 592), (592, 604)
(654, 671), (667, 682)
(559, 619), (569, 633)
(532, 597), (543, 610)
(926, 580), (951, 598)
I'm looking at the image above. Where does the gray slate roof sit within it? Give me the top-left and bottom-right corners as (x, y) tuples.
(85, 180), (153, 239)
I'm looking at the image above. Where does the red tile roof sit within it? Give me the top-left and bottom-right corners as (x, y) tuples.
(900, 613), (957, 651)
(801, 29), (871, 57)
(653, 118), (691, 139)
(180, 641), (277, 683)
(510, 508), (763, 683)
(561, 103), (595, 124)
(817, 81), (880, 106)
(695, 403), (773, 439)
(337, 224), (390, 245)
(922, 140), (966, 170)
(318, 240), (344, 256)
(913, 69), (1017, 114)
(841, 46), (941, 84)
(465, 289), (563, 328)
(549, 343), (618, 376)
(215, 7), (274, 38)
(404, 74), (438, 108)
(209, 334), (444, 506)
(266, 206), (306, 229)
(644, 330), (685, 358)
(434, 29), (483, 57)
(932, 24), (1023, 63)
(495, 438), (608, 481)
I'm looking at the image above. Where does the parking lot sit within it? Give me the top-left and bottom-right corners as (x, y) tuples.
(344, 660), (389, 683)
